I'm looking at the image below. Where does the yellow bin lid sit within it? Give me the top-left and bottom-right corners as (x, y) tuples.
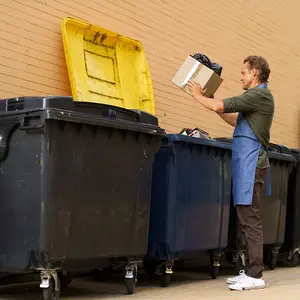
(61, 17), (155, 114)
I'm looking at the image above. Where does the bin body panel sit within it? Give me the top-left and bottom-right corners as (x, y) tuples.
(283, 150), (300, 250)
(148, 135), (232, 260)
(0, 129), (42, 270)
(261, 159), (291, 245)
(0, 97), (164, 271)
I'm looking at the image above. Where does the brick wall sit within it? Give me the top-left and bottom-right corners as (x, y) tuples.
(1, 0), (299, 147)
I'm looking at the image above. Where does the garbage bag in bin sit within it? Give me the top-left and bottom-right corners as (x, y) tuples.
(144, 135), (232, 285)
(216, 138), (296, 272)
(0, 96), (164, 297)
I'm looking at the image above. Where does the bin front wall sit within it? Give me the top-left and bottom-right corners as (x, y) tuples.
(0, 128), (42, 270)
(41, 120), (161, 263)
(261, 159), (290, 245)
(228, 158), (292, 249)
(148, 139), (231, 260)
(0, 118), (161, 270)
(284, 163), (300, 249)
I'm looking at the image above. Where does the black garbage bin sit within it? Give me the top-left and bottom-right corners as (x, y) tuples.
(216, 138), (296, 272)
(144, 135), (232, 286)
(0, 96), (164, 298)
(280, 148), (300, 267)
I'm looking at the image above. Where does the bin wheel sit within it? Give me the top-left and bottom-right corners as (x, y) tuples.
(160, 263), (172, 287)
(59, 272), (73, 289)
(211, 265), (219, 279)
(235, 255), (244, 275)
(42, 277), (60, 300)
(209, 254), (221, 279)
(125, 277), (136, 294)
(282, 251), (300, 267)
(268, 251), (278, 270)
(161, 273), (171, 287)
(125, 267), (137, 294)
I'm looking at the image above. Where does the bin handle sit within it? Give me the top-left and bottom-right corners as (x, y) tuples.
(75, 102), (138, 121)
(0, 118), (20, 160)
(160, 137), (171, 148)
(19, 115), (44, 130)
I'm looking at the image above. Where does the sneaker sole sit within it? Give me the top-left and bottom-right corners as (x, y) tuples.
(229, 285), (265, 291)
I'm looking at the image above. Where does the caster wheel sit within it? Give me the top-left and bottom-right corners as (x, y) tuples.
(235, 255), (244, 275)
(125, 268), (137, 294)
(59, 272), (72, 289)
(268, 252), (278, 270)
(42, 277), (60, 300)
(209, 254), (221, 279)
(211, 265), (219, 279)
(125, 277), (136, 294)
(282, 251), (299, 267)
(161, 273), (171, 287)
(160, 263), (172, 287)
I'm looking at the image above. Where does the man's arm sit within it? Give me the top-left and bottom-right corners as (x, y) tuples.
(187, 80), (257, 127)
(187, 81), (225, 113)
(187, 85), (238, 126)
(217, 112), (238, 127)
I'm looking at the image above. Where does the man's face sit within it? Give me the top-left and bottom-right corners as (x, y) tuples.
(240, 63), (256, 90)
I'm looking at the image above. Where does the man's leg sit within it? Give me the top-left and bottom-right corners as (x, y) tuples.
(236, 168), (267, 278)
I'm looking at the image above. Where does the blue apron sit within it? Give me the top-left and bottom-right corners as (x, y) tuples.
(232, 83), (271, 206)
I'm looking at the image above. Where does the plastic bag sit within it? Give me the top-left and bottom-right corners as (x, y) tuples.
(191, 53), (223, 76)
(179, 127), (214, 140)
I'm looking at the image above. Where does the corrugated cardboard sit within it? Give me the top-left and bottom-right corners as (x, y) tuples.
(172, 56), (223, 97)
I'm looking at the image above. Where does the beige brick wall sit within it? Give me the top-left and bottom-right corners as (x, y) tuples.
(0, 0), (299, 147)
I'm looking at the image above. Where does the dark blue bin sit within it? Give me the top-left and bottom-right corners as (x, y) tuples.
(145, 135), (232, 284)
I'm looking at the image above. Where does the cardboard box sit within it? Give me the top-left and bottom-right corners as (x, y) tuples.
(172, 55), (223, 97)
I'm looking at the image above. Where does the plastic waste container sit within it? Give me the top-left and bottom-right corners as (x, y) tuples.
(280, 148), (300, 267)
(216, 139), (296, 272)
(0, 96), (164, 299)
(144, 135), (232, 286)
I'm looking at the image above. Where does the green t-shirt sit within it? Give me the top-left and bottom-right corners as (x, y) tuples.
(223, 87), (275, 168)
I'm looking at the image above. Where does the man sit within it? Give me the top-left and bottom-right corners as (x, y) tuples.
(188, 55), (274, 291)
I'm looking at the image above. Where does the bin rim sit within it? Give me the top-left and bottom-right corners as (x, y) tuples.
(215, 137), (296, 163)
(164, 134), (232, 150)
(0, 109), (166, 137)
(268, 151), (296, 163)
(291, 148), (300, 156)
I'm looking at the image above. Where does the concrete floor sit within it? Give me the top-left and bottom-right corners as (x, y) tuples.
(0, 265), (300, 300)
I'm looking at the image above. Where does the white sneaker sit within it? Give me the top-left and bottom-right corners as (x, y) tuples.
(226, 270), (247, 284)
(228, 276), (265, 291)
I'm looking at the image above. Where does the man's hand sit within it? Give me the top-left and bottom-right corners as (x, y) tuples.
(186, 79), (224, 114)
(188, 80), (207, 98)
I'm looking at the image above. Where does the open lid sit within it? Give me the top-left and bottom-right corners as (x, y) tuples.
(61, 17), (155, 114)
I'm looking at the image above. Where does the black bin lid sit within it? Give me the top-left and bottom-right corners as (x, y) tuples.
(0, 96), (159, 126)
